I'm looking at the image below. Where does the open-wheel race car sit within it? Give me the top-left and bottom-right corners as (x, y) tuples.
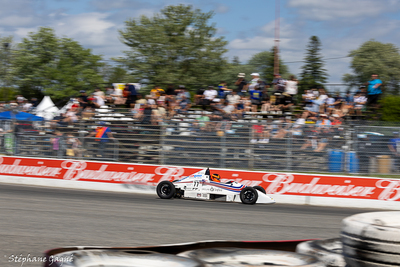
(156, 168), (275, 205)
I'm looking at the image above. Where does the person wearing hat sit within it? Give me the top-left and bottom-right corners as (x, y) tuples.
(86, 121), (115, 157)
(248, 73), (261, 91)
(235, 73), (248, 96)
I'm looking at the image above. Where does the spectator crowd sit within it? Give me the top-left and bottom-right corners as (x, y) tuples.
(0, 73), (384, 154)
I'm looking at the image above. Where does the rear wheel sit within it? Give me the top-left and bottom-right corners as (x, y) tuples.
(240, 187), (258, 204)
(253, 185), (266, 194)
(156, 181), (176, 199)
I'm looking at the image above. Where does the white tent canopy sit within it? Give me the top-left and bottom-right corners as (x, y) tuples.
(35, 96), (60, 120)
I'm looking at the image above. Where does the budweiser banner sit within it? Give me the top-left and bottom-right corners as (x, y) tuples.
(1, 156), (400, 202)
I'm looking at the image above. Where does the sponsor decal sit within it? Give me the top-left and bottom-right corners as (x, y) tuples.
(0, 156), (399, 202)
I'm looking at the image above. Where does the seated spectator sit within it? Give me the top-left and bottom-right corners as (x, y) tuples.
(150, 85), (165, 98)
(235, 73), (248, 96)
(195, 112), (211, 132)
(22, 100), (33, 112)
(330, 114), (343, 126)
(92, 93), (105, 108)
(210, 99), (225, 121)
(354, 92), (367, 116)
(325, 94), (336, 114)
(242, 96), (252, 112)
(165, 84), (177, 96)
(343, 91), (354, 115)
(302, 89), (315, 108)
(176, 85), (190, 101)
(280, 92), (295, 112)
(272, 117), (292, 139)
(177, 95), (192, 115)
(66, 133), (83, 158)
(78, 90), (89, 109)
(249, 85), (263, 112)
(157, 92), (167, 107)
(221, 101), (236, 121)
(202, 86), (218, 110)
(226, 90), (241, 106)
(316, 114), (331, 127)
(260, 89), (271, 113)
(134, 103), (153, 124)
(217, 81), (232, 99)
(285, 75), (298, 100)
(63, 108), (79, 126)
(94, 88), (105, 99)
(81, 106), (95, 120)
(194, 87), (205, 105)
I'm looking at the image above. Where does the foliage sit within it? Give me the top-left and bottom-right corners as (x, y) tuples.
(343, 40), (400, 95)
(119, 4), (228, 91)
(248, 48), (291, 83)
(380, 96), (400, 121)
(12, 27), (105, 101)
(0, 36), (13, 101)
(299, 36), (328, 93)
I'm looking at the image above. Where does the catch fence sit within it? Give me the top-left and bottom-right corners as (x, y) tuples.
(0, 118), (398, 176)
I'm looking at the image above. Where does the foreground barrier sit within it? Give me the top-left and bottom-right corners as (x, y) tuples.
(0, 156), (399, 210)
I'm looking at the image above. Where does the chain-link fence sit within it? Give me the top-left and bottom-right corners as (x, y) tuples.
(1, 118), (399, 176)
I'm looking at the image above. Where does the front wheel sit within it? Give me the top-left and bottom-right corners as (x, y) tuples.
(253, 185), (266, 194)
(240, 187), (258, 204)
(156, 181), (176, 199)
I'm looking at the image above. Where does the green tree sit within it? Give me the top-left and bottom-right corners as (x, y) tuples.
(12, 27), (104, 100)
(0, 36), (14, 101)
(248, 48), (291, 83)
(119, 4), (228, 90)
(299, 36), (328, 92)
(343, 40), (400, 95)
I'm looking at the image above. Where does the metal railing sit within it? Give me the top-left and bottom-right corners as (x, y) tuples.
(1, 118), (399, 176)
(13, 135), (119, 161)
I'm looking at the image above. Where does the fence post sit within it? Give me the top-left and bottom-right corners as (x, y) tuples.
(248, 122), (254, 171)
(286, 131), (293, 171)
(159, 123), (166, 166)
(220, 121), (226, 169)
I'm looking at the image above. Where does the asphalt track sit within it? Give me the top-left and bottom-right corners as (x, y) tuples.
(0, 183), (382, 267)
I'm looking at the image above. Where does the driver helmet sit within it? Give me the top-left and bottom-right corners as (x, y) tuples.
(211, 173), (221, 182)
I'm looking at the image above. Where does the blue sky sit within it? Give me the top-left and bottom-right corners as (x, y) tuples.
(1, 0), (400, 83)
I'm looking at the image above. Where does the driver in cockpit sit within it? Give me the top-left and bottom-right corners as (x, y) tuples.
(210, 173), (221, 182)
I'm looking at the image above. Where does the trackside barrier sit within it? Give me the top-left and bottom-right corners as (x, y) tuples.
(0, 156), (399, 210)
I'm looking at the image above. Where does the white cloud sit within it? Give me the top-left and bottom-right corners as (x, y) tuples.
(287, 0), (400, 21)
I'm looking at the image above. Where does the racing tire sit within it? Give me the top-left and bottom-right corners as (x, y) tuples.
(296, 238), (346, 267)
(240, 187), (258, 205)
(178, 248), (324, 266)
(156, 181), (176, 199)
(253, 185), (266, 194)
(340, 212), (400, 267)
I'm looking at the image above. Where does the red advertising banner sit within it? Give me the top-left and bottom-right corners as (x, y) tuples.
(0, 156), (400, 202)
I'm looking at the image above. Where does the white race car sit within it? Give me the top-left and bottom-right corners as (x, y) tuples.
(156, 168), (275, 205)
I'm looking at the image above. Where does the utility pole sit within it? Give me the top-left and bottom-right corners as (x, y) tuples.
(3, 42), (9, 101)
(274, 0), (280, 75)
